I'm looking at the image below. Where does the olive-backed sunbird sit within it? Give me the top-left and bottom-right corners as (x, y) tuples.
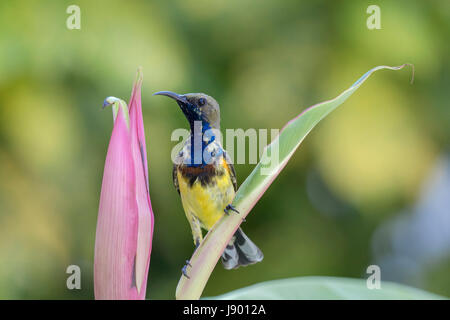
(154, 91), (263, 271)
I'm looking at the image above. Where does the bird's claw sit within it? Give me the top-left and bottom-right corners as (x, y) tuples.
(182, 261), (191, 279)
(195, 238), (201, 249)
(224, 204), (239, 215)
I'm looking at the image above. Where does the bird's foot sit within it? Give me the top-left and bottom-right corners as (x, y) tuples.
(182, 260), (192, 279)
(195, 237), (201, 249)
(224, 204), (239, 215)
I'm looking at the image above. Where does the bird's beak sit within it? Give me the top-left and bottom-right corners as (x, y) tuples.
(153, 91), (188, 105)
(154, 91), (199, 125)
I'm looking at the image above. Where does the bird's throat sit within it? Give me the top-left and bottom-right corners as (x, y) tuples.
(188, 121), (218, 167)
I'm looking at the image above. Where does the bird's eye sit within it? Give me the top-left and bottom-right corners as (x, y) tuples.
(198, 98), (206, 106)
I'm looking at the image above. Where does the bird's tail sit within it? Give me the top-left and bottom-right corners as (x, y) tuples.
(221, 227), (263, 270)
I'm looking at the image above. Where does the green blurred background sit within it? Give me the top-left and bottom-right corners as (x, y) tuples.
(0, 0), (449, 299)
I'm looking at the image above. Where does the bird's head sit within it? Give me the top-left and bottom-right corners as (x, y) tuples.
(153, 91), (220, 129)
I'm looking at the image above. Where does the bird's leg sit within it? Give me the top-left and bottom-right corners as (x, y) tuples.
(182, 226), (202, 278)
(181, 260), (192, 279)
(189, 215), (203, 247)
(195, 237), (201, 249)
(224, 204), (239, 215)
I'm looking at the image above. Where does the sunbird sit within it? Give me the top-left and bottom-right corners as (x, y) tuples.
(154, 91), (263, 273)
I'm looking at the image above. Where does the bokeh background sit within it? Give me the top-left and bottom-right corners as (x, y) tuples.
(0, 0), (448, 299)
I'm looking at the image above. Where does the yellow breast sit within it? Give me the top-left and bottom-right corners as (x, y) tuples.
(177, 164), (235, 230)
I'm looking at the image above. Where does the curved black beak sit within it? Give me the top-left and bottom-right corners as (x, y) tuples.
(153, 91), (188, 104)
(154, 91), (201, 127)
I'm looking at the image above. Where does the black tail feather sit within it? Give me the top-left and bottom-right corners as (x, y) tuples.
(221, 228), (263, 270)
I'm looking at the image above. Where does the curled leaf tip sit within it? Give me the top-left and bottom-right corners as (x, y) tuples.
(102, 96), (130, 128)
(393, 64), (415, 84)
(103, 96), (120, 109)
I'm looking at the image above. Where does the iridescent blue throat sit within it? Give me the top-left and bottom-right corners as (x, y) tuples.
(188, 121), (221, 167)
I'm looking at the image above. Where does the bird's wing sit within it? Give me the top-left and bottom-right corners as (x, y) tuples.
(173, 164), (180, 195)
(224, 151), (237, 192)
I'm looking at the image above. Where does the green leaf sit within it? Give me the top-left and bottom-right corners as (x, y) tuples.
(175, 64), (414, 300)
(208, 277), (446, 300)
